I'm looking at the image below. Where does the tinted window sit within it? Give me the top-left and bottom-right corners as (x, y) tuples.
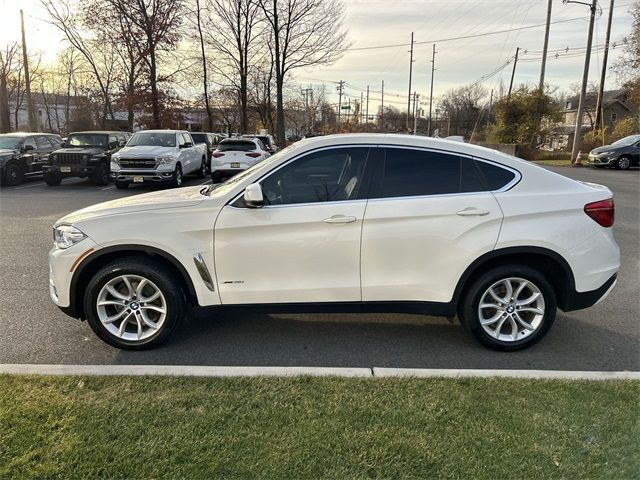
(475, 160), (516, 190)
(261, 148), (368, 206)
(219, 140), (256, 152)
(380, 148), (487, 198)
(23, 137), (37, 149)
(46, 136), (62, 148)
(191, 133), (207, 144)
(36, 136), (51, 150)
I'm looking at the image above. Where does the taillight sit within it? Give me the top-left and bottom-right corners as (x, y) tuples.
(584, 198), (614, 227)
(212, 152), (225, 158)
(246, 152), (261, 158)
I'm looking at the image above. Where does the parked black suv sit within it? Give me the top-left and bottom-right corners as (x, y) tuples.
(190, 132), (222, 171)
(43, 131), (128, 186)
(0, 132), (62, 186)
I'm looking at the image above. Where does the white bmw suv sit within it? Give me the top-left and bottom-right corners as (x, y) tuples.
(49, 134), (620, 351)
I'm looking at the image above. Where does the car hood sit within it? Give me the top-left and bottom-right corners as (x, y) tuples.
(0, 148), (16, 156)
(56, 186), (207, 225)
(117, 146), (176, 157)
(55, 147), (106, 155)
(590, 144), (622, 154)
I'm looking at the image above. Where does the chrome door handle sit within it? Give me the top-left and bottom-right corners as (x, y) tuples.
(456, 208), (490, 216)
(323, 215), (357, 224)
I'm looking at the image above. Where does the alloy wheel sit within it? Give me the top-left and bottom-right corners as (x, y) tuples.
(477, 277), (545, 342)
(618, 157), (630, 170)
(96, 274), (167, 342)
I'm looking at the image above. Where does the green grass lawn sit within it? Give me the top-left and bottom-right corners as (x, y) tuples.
(530, 159), (574, 167)
(1, 375), (638, 479)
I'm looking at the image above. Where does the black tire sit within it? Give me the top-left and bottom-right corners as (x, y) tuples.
(83, 256), (185, 350)
(3, 163), (24, 186)
(459, 265), (557, 351)
(115, 180), (129, 190)
(43, 173), (62, 186)
(172, 164), (183, 187)
(92, 161), (110, 186)
(615, 156), (631, 170)
(196, 157), (206, 178)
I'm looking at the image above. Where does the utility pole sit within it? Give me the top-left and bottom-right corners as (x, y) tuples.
(360, 91), (364, 124)
(366, 85), (369, 125)
(595, 0), (615, 134)
(413, 92), (420, 135)
(508, 47), (520, 98)
(302, 88), (313, 133)
(406, 32), (415, 131)
(567, 0), (598, 163)
(20, 10), (37, 132)
(427, 43), (436, 136)
(336, 80), (345, 124)
(539, 0), (553, 91)
(380, 80), (385, 129)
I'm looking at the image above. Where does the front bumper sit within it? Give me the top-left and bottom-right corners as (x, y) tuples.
(43, 164), (96, 176)
(111, 170), (176, 184)
(588, 154), (615, 166)
(560, 274), (617, 311)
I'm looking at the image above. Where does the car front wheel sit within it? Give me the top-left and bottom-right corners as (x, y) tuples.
(196, 158), (206, 178)
(3, 163), (24, 186)
(173, 164), (183, 187)
(615, 156), (631, 170)
(459, 265), (556, 351)
(84, 257), (185, 349)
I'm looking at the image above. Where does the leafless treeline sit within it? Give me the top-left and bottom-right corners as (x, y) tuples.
(0, 0), (348, 142)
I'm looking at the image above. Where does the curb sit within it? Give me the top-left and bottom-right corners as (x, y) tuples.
(1, 364), (639, 380)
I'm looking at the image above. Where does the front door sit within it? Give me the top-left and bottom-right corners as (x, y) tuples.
(214, 147), (372, 304)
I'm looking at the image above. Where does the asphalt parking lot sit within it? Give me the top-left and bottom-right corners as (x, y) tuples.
(0, 166), (638, 370)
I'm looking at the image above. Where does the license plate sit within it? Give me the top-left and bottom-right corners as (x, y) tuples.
(133, 176), (144, 183)
(60, 166), (71, 173)
(231, 162), (240, 168)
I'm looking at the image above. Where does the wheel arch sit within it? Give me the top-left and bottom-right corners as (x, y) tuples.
(453, 246), (575, 311)
(69, 245), (199, 319)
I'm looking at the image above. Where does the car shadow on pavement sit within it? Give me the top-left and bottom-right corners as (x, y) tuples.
(108, 308), (639, 371)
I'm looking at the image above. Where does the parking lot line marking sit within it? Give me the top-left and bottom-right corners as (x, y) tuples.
(199, 179), (213, 185)
(0, 364), (637, 380)
(101, 185), (115, 190)
(12, 182), (46, 190)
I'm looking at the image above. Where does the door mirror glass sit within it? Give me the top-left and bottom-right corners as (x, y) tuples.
(23, 144), (35, 152)
(243, 183), (264, 208)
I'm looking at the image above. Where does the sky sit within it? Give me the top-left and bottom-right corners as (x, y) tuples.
(0, 0), (635, 115)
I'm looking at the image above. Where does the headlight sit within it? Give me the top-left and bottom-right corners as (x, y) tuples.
(597, 151), (613, 156)
(157, 156), (175, 164)
(53, 225), (87, 249)
(112, 155), (120, 165)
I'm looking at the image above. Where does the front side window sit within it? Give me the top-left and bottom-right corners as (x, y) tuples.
(36, 136), (51, 150)
(23, 137), (37, 150)
(260, 147), (369, 206)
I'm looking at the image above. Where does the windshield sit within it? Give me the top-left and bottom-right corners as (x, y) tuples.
(0, 137), (21, 150)
(206, 142), (300, 197)
(66, 134), (108, 148)
(191, 133), (207, 143)
(218, 140), (256, 152)
(611, 135), (640, 147)
(128, 132), (176, 147)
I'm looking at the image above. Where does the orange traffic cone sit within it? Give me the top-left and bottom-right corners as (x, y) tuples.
(573, 150), (583, 167)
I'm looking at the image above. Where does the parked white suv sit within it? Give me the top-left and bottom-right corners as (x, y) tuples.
(210, 137), (270, 182)
(49, 134), (620, 351)
(111, 130), (207, 188)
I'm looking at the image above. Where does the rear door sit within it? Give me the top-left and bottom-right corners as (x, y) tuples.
(361, 147), (507, 304)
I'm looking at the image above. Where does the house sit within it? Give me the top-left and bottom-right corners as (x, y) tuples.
(547, 89), (636, 150)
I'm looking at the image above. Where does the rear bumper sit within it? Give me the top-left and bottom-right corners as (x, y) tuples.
(560, 273), (617, 312)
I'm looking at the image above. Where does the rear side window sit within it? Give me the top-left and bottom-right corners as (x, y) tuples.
(475, 160), (517, 190)
(379, 148), (488, 198)
(219, 141), (256, 152)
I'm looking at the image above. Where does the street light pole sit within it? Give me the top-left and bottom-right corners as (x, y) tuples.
(566, 0), (598, 163)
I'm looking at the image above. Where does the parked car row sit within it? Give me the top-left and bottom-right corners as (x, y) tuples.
(0, 130), (278, 188)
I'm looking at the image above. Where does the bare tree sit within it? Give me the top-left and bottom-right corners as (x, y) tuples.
(104, 0), (185, 129)
(197, 0), (262, 134)
(0, 43), (19, 132)
(257, 0), (348, 144)
(250, 65), (275, 133)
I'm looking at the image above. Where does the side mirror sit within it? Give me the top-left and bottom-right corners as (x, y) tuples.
(60, 142), (66, 148)
(180, 142), (193, 149)
(118, 140), (126, 147)
(243, 183), (264, 208)
(23, 144), (35, 152)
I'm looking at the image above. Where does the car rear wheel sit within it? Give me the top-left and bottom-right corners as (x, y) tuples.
(196, 157), (206, 178)
(459, 265), (556, 351)
(3, 163), (24, 186)
(92, 162), (110, 186)
(84, 257), (185, 349)
(615, 156), (631, 170)
(173, 164), (183, 187)
(43, 173), (62, 186)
